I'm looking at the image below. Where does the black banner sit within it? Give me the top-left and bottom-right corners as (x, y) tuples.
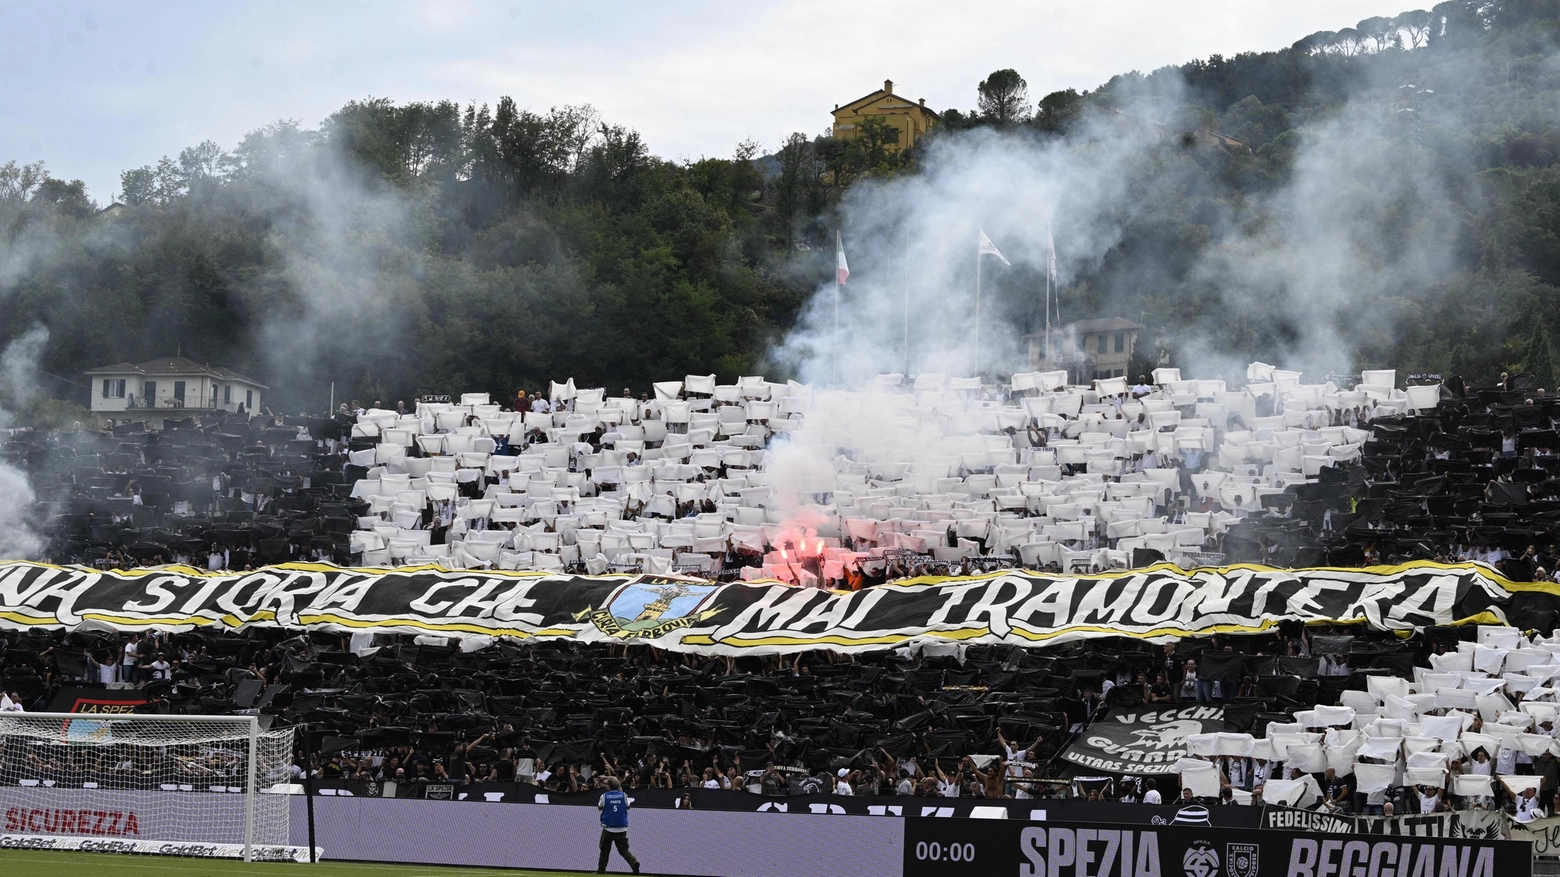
(305, 779), (1260, 825)
(0, 560), (1540, 655)
(1062, 706), (1225, 776)
(901, 817), (1529, 877)
(46, 687), (149, 714)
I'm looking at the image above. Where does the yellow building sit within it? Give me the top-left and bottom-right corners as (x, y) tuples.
(831, 79), (939, 152)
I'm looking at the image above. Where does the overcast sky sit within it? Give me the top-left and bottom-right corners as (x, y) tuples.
(0, 0), (1404, 201)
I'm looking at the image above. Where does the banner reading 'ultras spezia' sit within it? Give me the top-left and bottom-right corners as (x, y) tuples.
(0, 560), (1549, 655)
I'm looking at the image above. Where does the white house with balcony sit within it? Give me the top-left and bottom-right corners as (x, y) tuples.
(84, 357), (267, 422)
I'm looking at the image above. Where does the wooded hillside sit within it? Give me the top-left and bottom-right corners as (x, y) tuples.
(2, 0), (1558, 417)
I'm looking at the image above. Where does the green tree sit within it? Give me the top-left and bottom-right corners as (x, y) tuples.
(1220, 95), (1290, 149)
(31, 177), (94, 217)
(1292, 30), (1338, 55)
(118, 166), (156, 205)
(0, 160), (47, 202)
(177, 140), (227, 185)
(1356, 16), (1398, 52)
(774, 133), (815, 250)
(1395, 10), (1434, 47)
(854, 115), (899, 168)
(977, 69), (1031, 125)
(1332, 27), (1367, 55)
(937, 108), (975, 132)
(1033, 89), (1084, 135)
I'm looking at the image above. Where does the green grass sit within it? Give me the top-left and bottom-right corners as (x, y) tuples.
(0, 849), (588, 877)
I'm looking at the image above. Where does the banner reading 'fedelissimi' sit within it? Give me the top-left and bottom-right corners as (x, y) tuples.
(0, 560), (1546, 655)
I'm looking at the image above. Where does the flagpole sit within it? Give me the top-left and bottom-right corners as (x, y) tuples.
(1052, 258), (1060, 330)
(834, 229), (842, 387)
(974, 242), (983, 376)
(902, 226), (910, 379)
(1045, 234), (1052, 370)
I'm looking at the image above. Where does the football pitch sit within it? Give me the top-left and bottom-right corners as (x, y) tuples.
(0, 849), (591, 877)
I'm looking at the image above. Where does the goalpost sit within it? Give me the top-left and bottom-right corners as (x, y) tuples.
(0, 713), (307, 862)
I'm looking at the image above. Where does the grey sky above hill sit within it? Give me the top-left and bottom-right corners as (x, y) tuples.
(1, 0), (1398, 201)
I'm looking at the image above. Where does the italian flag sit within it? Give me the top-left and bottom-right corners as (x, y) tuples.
(836, 230), (849, 286)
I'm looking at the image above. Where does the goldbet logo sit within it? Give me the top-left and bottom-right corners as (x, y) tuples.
(158, 843), (218, 857)
(80, 840), (138, 854)
(0, 836), (58, 849)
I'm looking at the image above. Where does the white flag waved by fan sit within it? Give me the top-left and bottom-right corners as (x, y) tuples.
(978, 229), (1010, 266)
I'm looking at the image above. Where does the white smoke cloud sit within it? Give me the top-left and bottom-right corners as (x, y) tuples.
(768, 127), (1119, 385)
(771, 67), (1459, 389)
(1175, 88), (1461, 382)
(0, 324), (51, 560)
(236, 137), (431, 411)
(760, 64), (1465, 523)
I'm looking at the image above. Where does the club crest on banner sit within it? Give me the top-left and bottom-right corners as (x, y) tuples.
(1226, 843), (1258, 877)
(1182, 839), (1220, 877)
(574, 579), (722, 639)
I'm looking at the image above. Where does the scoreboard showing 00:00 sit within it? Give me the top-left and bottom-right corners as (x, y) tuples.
(913, 841), (977, 864)
(902, 818), (1002, 877)
(898, 817), (1531, 877)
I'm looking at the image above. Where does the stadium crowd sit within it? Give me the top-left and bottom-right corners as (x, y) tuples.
(5, 616), (1560, 820)
(6, 366), (1560, 586)
(6, 365), (1560, 821)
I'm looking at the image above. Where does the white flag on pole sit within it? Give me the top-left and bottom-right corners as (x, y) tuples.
(978, 229), (1010, 266)
(1046, 224), (1056, 280)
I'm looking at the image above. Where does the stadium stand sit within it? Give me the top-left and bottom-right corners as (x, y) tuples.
(5, 364), (1560, 819)
(10, 365), (1557, 582)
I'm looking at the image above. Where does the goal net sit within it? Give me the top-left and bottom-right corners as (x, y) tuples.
(0, 713), (305, 861)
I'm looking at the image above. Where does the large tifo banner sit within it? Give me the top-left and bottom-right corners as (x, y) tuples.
(0, 560), (1549, 655)
(901, 817), (1529, 877)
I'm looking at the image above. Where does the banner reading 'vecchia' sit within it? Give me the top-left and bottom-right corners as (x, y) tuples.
(0, 561), (1550, 654)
